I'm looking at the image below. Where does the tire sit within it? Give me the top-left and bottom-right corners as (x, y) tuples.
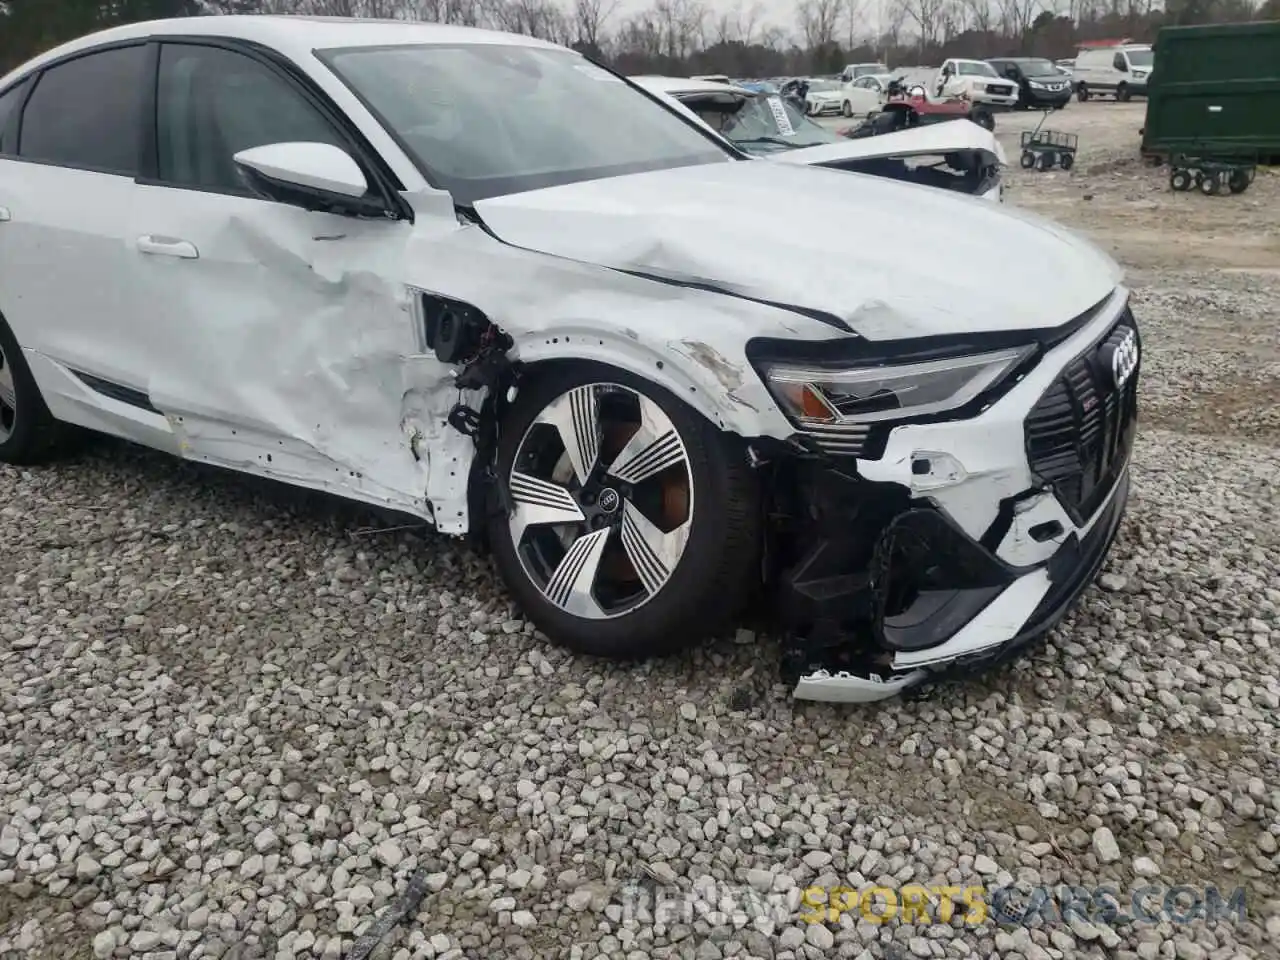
(1117, 83), (1131, 103)
(841, 100), (853, 118)
(1053, 102), (1066, 110)
(1228, 170), (1252, 194)
(1020, 150), (1036, 169)
(1077, 84), (1089, 102)
(971, 108), (994, 131)
(1059, 152), (1074, 171)
(1200, 172), (1222, 196)
(1169, 169), (1191, 192)
(0, 312), (72, 465)
(489, 362), (761, 659)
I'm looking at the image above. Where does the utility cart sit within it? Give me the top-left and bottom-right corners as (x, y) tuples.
(1167, 153), (1257, 195)
(1018, 112), (1079, 171)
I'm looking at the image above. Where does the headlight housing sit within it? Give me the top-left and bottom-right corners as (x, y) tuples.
(762, 346), (1035, 428)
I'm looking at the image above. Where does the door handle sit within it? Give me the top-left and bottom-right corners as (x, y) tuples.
(136, 235), (199, 259)
(0, 207), (10, 222)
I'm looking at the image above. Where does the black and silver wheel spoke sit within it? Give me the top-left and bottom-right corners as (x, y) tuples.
(543, 527), (611, 618)
(0, 347), (15, 441)
(620, 501), (689, 598)
(508, 471), (585, 543)
(605, 395), (687, 485)
(536, 385), (601, 485)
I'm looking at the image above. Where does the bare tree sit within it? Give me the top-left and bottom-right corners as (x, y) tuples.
(901, 0), (950, 49)
(959, 0), (995, 32)
(994, 0), (1041, 41)
(797, 0), (841, 48)
(574, 0), (618, 50)
(735, 0), (763, 44)
(843, 0), (864, 51)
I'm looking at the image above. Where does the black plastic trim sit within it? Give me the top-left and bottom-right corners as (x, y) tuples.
(745, 290), (1112, 367)
(70, 370), (160, 414)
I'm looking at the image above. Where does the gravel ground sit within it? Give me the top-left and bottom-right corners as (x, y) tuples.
(3, 101), (1280, 960)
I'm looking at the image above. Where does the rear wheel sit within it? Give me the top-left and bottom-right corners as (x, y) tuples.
(1059, 151), (1075, 170)
(971, 108), (995, 131)
(0, 312), (72, 465)
(1020, 150), (1036, 169)
(489, 363), (761, 659)
(1169, 169), (1191, 192)
(1228, 169), (1252, 194)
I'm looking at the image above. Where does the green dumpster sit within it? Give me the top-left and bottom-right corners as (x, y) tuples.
(1142, 19), (1280, 164)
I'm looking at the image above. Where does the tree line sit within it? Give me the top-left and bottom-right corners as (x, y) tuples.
(3, 0), (1278, 79)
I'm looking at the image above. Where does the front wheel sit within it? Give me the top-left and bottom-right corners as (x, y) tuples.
(841, 100), (853, 117)
(0, 312), (73, 465)
(1077, 84), (1090, 102)
(971, 108), (995, 131)
(489, 363), (761, 659)
(1020, 150), (1036, 169)
(1117, 83), (1131, 102)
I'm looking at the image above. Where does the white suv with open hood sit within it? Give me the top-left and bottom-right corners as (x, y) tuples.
(0, 18), (1140, 702)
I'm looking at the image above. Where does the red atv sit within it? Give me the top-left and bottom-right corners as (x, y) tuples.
(838, 77), (995, 139)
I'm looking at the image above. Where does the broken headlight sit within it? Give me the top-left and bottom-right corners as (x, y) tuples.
(762, 346), (1034, 426)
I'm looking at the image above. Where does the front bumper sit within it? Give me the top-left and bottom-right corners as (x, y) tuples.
(1026, 88), (1072, 106)
(810, 100), (843, 115)
(777, 288), (1139, 702)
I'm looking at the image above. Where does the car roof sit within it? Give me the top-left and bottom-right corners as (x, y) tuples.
(950, 58), (990, 66)
(629, 75), (753, 98)
(3, 15), (562, 86)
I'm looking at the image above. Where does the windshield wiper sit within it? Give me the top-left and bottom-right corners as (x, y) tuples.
(732, 136), (801, 149)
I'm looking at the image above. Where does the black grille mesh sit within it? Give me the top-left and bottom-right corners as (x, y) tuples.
(1025, 314), (1140, 523)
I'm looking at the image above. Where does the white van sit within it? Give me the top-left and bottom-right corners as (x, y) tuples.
(1072, 43), (1153, 102)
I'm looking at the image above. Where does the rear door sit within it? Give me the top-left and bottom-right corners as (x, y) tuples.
(0, 43), (151, 397)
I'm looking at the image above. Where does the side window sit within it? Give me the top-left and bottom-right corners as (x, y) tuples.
(0, 80), (28, 155)
(19, 46), (147, 174)
(156, 43), (343, 193)
(1113, 53), (1127, 71)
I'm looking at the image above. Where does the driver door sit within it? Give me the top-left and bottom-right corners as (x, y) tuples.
(126, 40), (431, 510)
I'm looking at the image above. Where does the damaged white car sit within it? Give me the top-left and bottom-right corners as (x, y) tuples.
(631, 75), (1004, 203)
(0, 18), (1141, 702)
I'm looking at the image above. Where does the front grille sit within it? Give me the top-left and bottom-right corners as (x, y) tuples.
(1024, 312), (1140, 524)
(990, 84), (1014, 95)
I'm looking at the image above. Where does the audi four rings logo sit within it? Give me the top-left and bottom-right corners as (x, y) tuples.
(1111, 329), (1139, 387)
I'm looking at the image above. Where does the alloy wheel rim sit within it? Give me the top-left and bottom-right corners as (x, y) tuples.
(509, 383), (693, 620)
(0, 344), (16, 443)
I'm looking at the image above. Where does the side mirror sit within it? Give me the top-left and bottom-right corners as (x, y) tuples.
(233, 142), (384, 217)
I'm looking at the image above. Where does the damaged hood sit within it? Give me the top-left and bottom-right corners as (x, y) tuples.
(473, 160), (1122, 338)
(768, 118), (1007, 168)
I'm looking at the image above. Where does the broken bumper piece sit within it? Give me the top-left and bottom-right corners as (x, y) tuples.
(791, 466), (1130, 702)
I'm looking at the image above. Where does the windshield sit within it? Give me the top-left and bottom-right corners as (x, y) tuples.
(1126, 48), (1154, 67)
(1020, 59), (1060, 77)
(322, 44), (730, 203)
(958, 61), (998, 77)
(852, 64), (888, 77)
(808, 80), (839, 92)
(684, 92), (840, 152)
